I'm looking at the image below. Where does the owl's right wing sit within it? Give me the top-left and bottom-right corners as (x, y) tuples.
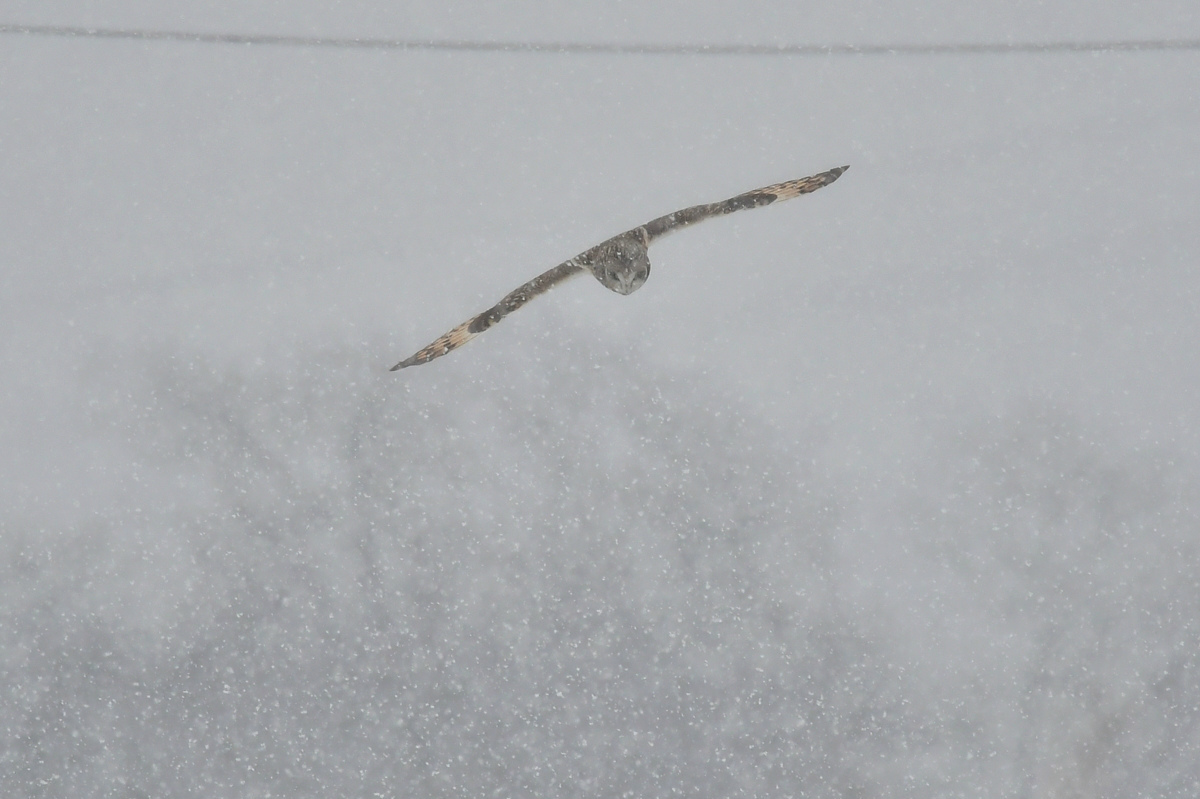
(390, 259), (587, 370)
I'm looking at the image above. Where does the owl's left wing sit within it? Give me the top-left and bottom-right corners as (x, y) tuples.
(390, 259), (586, 370)
(641, 165), (848, 243)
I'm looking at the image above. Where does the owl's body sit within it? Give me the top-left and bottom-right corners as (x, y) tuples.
(579, 229), (652, 296)
(391, 165), (847, 370)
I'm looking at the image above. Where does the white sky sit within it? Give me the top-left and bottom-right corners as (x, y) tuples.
(4, 4), (1199, 489)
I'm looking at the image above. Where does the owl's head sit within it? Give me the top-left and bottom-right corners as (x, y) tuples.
(593, 234), (651, 296)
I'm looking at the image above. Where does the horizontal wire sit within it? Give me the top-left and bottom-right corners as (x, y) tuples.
(3, 22), (1200, 56)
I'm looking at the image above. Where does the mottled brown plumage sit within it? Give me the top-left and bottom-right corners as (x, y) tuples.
(391, 165), (847, 370)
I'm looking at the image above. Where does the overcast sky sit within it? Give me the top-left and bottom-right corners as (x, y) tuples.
(4, 3), (1199, 482)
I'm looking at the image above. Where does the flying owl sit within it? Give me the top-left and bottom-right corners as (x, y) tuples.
(391, 165), (848, 370)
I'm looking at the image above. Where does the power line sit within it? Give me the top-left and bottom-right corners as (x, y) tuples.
(2, 22), (1199, 56)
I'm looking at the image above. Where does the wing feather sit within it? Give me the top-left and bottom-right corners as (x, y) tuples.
(390, 259), (586, 370)
(642, 165), (847, 242)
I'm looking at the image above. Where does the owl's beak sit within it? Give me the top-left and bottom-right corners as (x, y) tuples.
(617, 274), (641, 295)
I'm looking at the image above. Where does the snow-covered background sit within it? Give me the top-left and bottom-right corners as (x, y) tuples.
(2, 2), (1199, 796)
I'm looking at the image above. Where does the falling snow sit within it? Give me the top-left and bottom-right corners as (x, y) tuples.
(2, 2), (1200, 797)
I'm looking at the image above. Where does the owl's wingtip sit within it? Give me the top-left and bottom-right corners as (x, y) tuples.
(389, 361), (407, 372)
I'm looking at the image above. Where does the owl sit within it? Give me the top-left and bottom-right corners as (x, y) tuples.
(391, 165), (848, 370)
